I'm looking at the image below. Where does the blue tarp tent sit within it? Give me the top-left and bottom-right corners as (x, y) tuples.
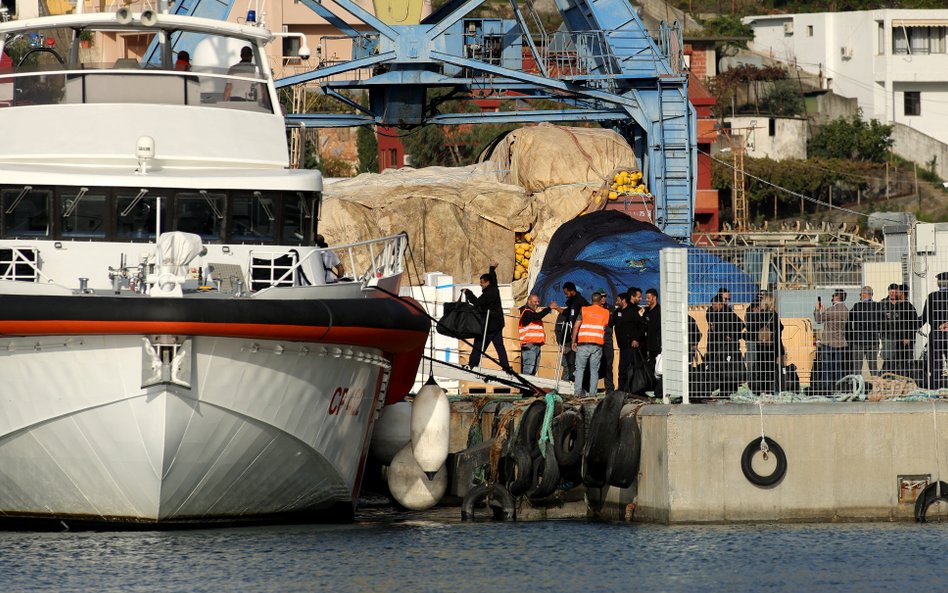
(532, 211), (756, 305)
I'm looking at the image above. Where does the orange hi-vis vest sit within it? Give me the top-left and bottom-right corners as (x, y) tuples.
(576, 305), (609, 345)
(518, 308), (545, 344)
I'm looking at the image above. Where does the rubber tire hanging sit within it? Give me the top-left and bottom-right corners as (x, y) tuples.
(915, 481), (948, 522)
(740, 437), (787, 487)
(606, 414), (641, 488)
(461, 483), (516, 522)
(552, 410), (585, 468)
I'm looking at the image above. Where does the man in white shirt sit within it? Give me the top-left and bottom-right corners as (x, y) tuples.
(223, 46), (257, 101)
(316, 234), (345, 283)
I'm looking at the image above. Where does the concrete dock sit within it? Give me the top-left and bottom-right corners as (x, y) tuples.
(441, 397), (948, 523)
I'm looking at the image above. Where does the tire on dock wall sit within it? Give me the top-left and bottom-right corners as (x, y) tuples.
(461, 483), (516, 522)
(526, 442), (560, 500)
(740, 437), (787, 487)
(582, 391), (624, 487)
(915, 481), (948, 522)
(607, 414), (641, 488)
(553, 410), (585, 468)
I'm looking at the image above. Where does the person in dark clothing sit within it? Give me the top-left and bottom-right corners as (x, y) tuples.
(613, 292), (634, 390)
(464, 263), (510, 371)
(847, 285), (881, 376)
(643, 288), (662, 391)
(744, 291), (783, 394)
(880, 282), (919, 377)
(552, 282), (588, 382)
(922, 272), (948, 390)
(706, 293), (745, 392)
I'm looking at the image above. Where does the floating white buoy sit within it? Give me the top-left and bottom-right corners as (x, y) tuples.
(370, 401), (412, 466)
(410, 376), (450, 478)
(387, 443), (447, 511)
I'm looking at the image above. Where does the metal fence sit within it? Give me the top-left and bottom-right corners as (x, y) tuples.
(658, 240), (948, 403)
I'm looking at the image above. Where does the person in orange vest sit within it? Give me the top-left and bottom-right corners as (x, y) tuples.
(518, 294), (551, 376)
(571, 292), (609, 396)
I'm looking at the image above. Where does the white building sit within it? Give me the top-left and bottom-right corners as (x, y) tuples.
(743, 10), (948, 146)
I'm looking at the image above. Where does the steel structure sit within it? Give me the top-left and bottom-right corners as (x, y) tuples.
(265, 0), (697, 240)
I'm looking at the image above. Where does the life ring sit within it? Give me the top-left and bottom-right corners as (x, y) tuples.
(741, 437), (787, 487)
(607, 414), (641, 488)
(581, 394), (622, 488)
(461, 483), (516, 522)
(553, 410), (585, 468)
(503, 441), (534, 497)
(526, 442), (561, 500)
(915, 481), (948, 522)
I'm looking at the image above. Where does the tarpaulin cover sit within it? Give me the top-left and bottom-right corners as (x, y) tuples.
(532, 211), (757, 305)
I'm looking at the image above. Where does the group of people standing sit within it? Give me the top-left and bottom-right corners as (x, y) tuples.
(463, 267), (662, 397)
(813, 277), (948, 391)
(518, 283), (661, 397)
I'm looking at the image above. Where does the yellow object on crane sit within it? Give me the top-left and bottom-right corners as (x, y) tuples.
(372, 0), (424, 25)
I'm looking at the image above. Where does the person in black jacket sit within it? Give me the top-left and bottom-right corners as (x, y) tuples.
(464, 263), (511, 371)
(552, 282), (588, 381)
(880, 283), (919, 377)
(643, 288), (662, 389)
(922, 272), (948, 390)
(847, 285), (881, 376)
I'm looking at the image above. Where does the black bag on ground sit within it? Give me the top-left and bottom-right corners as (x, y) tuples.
(780, 363), (800, 393)
(437, 298), (484, 339)
(628, 349), (653, 395)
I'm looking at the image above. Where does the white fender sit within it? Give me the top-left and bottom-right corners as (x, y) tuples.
(410, 377), (450, 474)
(387, 443), (447, 511)
(370, 401), (412, 466)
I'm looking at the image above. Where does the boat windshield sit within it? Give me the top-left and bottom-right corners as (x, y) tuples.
(0, 27), (272, 112)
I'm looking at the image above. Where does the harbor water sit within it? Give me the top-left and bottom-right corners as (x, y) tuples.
(3, 511), (947, 593)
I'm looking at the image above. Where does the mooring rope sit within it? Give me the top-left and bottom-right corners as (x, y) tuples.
(537, 390), (563, 458)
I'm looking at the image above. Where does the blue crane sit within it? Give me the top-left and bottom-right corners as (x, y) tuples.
(223, 0), (698, 239)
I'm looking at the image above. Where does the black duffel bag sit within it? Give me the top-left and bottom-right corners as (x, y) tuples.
(436, 298), (485, 339)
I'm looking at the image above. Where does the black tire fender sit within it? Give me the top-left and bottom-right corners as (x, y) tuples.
(607, 415), (641, 488)
(526, 442), (561, 500)
(518, 400), (548, 454)
(915, 481), (948, 522)
(461, 483), (516, 522)
(553, 410), (585, 468)
(584, 391), (624, 467)
(503, 441), (534, 497)
(740, 437), (787, 487)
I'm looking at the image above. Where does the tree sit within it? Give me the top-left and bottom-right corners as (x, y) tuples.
(356, 126), (378, 173)
(807, 112), (893, 163)
(760, 79), (804, 117)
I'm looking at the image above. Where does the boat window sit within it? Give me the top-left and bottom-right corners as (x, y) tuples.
(2, 186), (50, 237)
(282, 192), (310, 245)
(61, 188), (107, 238)
(174, 191), (224, 241)
(116, 189), (162, 241)
(231, 192), (275, 242)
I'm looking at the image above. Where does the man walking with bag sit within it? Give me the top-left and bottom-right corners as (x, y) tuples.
(464, 263), (511, 372)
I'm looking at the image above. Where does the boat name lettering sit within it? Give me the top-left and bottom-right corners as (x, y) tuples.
(328, 387), (363, 416)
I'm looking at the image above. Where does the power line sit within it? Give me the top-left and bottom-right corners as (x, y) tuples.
(703, 149), (913, 225)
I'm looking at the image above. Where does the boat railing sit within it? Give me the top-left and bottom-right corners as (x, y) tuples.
(0, 67), (273, 112)
(251, 233), (408, 290)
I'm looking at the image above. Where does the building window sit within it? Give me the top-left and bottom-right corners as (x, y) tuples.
(768, 118), (776, 137)
(806, 25), (813, 37)
(893, 26), (947, 55)
(905, 91), (921, 116)
(877, 22), (884, 55)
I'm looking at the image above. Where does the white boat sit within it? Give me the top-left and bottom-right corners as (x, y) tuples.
(0, 10), (429, 526)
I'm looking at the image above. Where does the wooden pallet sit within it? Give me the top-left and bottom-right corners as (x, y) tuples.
(461, 382), (519, 395)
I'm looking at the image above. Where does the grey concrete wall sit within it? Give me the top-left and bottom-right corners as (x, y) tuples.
(806, 91), (858, 125)
(601, 402), (948, 523)
(892, 123), (948, 181)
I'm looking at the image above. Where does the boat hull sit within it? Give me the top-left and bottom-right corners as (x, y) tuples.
(0, 333), (400, 524)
